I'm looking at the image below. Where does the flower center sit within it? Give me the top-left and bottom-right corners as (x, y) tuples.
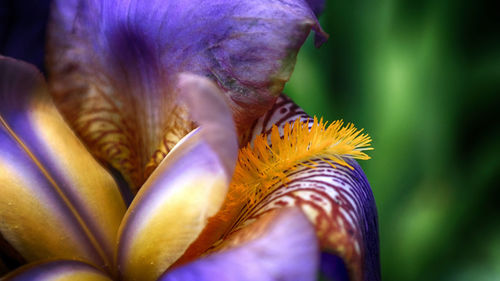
(174, 117), (373, 265)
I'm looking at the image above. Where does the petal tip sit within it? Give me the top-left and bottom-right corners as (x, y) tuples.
(175, 73), (238, 178)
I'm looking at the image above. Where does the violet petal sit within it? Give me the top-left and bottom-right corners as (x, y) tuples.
(47, 0), (327, 190)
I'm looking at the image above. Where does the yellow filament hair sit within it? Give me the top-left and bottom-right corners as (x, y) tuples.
(228, 117), (373, 206)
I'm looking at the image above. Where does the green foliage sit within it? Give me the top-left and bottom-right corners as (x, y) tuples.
(286, 0), (500, 280)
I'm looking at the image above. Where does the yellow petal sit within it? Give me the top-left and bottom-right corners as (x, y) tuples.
(0, 57), (126, 271)
(116, 130), (229, 281)
(3, 260), (112, 281)
(116, 75), (238, 281)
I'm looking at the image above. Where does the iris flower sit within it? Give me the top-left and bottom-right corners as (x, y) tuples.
(0, 0), (380, 280)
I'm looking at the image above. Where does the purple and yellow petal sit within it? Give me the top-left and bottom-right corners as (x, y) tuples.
(0, 57), (126, 271)
(2, 260), (111, 281)
(47, 0), (326, 191)
(160, 208), (319, 281)
(116, 76), (238, 281)
(116, 130), (230, 281)
(246, 159), (378, 281)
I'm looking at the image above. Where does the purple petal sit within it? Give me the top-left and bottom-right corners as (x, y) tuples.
(2, 260), (111, 281)
(47, 0), (327, 191)
(237, 94), (380, 281)
(159, 208), (319, 281)
(0, 57), (126, 271)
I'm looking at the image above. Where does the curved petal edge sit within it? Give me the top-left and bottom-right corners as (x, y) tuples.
(160, 208), (319, 281)
(2, 260), (111, 281)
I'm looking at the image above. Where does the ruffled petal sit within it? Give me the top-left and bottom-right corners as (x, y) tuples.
(2, 260), (111, 281)
(182, 95), (380, 281)
(241, 95), (380, 281)
(115, 75), (238, 281)
(47, 0), (327, 191)
(0, 57), (126, 272)
(159, 208), (318, 281)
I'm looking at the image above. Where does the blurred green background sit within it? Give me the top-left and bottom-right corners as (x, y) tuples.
(285, 0), (500, 280)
